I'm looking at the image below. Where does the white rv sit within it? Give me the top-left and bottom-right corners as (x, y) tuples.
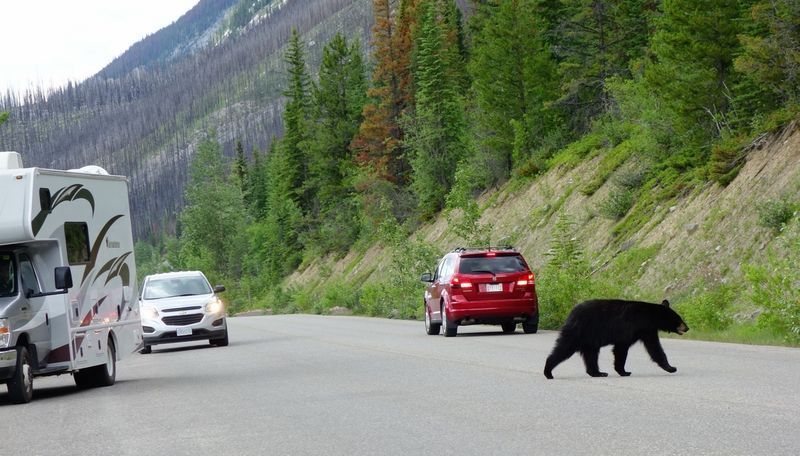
(0, 152), (141, 403)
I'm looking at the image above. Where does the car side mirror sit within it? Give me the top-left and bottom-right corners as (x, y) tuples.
(420, 272), (433, 283)
(213, 285), (226, 293)
(55, 267), (73, 290)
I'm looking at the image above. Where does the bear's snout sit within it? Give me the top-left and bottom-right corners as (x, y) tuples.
(676, 323), (689, 335)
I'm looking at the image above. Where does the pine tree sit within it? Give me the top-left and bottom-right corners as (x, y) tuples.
(232, 140), (249, 197)
(406, 0), (470, 217)
(281, 27), (313, 209)
(468, 0), (561, 176)
(179, 133), (248, 278)
(351, 0), (415, 183)
(647, 0), (744, 140)
(249, 140), (305, 283)
(246, 145), (270, 219)
(307, 34), (368, 252)
(735, 0), (800, 108)
(549, 0), (659, 134)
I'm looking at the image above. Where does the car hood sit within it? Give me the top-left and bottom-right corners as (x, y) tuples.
(141, 294), (213, 311)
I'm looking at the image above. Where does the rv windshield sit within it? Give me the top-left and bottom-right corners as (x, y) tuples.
(0, 253), (17, 297)
(143, 276), (212, 300)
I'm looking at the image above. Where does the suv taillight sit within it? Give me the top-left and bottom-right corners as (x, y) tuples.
(450, 274), (473, 291)
(516, 273), (535, 286)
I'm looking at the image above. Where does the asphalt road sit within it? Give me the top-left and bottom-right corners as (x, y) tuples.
(2, 315), (799, 455)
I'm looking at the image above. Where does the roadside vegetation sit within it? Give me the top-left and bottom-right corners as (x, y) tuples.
(135, 0), (800, 347)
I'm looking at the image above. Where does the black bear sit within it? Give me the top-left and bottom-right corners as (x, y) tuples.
(543, 299), (688, 379)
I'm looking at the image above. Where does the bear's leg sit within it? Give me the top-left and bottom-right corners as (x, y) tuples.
(613, 343), (632, 376)
(543, 338), (577, 379)
(642, 331), (677, 373)
(580, 346), (608, 377)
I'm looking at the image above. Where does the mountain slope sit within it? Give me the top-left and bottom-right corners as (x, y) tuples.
(0, 0), (373, 238)
(96, 0), (239, 79)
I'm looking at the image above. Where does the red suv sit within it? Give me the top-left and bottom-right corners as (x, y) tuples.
(420, 247), (539, 337)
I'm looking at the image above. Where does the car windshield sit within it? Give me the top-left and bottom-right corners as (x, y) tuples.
(0, 253), (17, 298)
(143, 276), (211, 299)
(459, 256), (527, 274)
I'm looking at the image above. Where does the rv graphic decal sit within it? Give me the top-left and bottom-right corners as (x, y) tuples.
(81, 214), (125, 285)
(93, 252), (132, 287)
(31, 184), (95, 236)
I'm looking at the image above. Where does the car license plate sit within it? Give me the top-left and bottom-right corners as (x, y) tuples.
(177, 327), (192, 337)
(486, 283), (502, 292)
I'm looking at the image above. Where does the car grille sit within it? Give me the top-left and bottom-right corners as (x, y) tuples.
(162, 314), (204, 326)
(162, 306), (203, 313)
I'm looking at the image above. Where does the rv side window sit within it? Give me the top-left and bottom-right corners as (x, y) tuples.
(0, 254), (16, 297)
(18, 254), (41, 295)
(65, 222), (91, 265)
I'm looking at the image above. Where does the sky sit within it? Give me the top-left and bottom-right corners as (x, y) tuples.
(0, 0), (200, 95)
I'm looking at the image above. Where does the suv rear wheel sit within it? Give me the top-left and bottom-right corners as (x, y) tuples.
(441, 304), (457, 337)
(501, 322), (516, 334)
(523, 313), (539, 334)
(425, 305), (441, 335)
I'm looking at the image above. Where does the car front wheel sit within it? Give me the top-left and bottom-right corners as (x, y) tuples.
(211, 331), (229, 347)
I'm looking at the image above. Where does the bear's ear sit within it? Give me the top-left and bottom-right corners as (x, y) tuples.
(661, 299), (670, 307)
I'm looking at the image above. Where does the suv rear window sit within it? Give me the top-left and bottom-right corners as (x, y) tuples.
(458, 255), (527, 274)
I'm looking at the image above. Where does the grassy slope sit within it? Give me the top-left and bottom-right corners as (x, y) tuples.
(280, 121), (800, 345)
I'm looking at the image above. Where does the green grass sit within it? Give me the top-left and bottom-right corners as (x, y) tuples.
(669, 323), (799, 348)
(580, 138), (637, 196)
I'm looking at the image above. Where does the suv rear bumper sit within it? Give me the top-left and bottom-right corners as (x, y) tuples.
(448, 296), (538, 323)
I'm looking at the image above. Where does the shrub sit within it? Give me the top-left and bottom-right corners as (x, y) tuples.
(538, 214), (620, 329)
(674, 284), (736, 332)
(319, 280), (359, 313)
(756, 199), (796, 232)
(746, 219), (800, 343)
(600, 187), (635, 219)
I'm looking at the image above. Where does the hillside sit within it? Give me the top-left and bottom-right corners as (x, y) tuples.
(281, 120), (799, 342)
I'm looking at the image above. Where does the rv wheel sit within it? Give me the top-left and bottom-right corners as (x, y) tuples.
(7, 346), (34, 404)
(74, 338), (116, 388)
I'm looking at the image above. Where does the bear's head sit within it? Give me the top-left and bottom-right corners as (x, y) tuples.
(659, 299), (689, 335)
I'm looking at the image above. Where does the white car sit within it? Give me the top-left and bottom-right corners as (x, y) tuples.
(138, 271), (228, 353)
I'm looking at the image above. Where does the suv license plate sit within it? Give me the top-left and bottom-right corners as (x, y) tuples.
(177, 327), (192, 337)
(486, 283), (502, 292)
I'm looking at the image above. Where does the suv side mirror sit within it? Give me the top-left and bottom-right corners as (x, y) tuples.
(213, 285), (226, 293)
(55, 267), (73, 290)
(420, 273), (433, 283)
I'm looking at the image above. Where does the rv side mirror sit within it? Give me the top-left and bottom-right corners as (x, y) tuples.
(420, 272), (433, 283)
(55, 267), (73, 290)
(213, 285), (226, 293)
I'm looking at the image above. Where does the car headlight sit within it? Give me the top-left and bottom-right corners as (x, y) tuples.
(205, 297), (224, 314)
(141, 305), (159, 320)
(0, 318), (10, 348)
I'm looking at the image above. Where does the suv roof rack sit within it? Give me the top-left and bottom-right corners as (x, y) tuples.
(452, 246), (516, 253)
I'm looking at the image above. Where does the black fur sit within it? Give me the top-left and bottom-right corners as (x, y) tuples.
(543, 299), (688, 379)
